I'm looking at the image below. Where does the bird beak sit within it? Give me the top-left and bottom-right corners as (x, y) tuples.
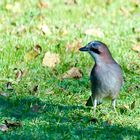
(79, 46), (89, 51)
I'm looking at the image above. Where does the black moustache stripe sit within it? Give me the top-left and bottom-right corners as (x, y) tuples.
(90, 48), (100, 54)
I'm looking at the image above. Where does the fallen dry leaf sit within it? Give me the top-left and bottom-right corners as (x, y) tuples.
(32, 85), (39, 93)
(32, 104), (40, 112)
(84, 28), (104, 37)
(38, 0), (49, 9)
(4, 120), (22, 128)
(62, 67), (82, 79)
(30, 85), (39, 95)
(105, 0), (113, 5)
(5, 4), (13, 10)
(132, 44), (140, 52)
(59, 28), (68, 36)
(24, 44), (42, 62)
(15, 69), (23, 81)
(21, 69), (26, 77)
(104, 120), (112, 125)
(15, 45), (21, 50)
(6, 2), (21, 13)
(6, 82), (13, 90)
(103, 120), (112, 127)
(38, 24), (52, 35)
(0, 92), (9, 97)
(120, 7), (130, 17)
(24, 50), (38, 61)
(0, 124), (8, 132)
(119, 105), (129, 114)
(134, 27), (140, 33)
(42, 52), (60, 68)
(17, 25), (26, 34)
(66, 40), (82, 52)
(88, 118), (98, 123)
(34, 44), (42, 54)
(133, 27), (140, 33)
(130, 101), (135, 110)
(130, 0), (140, 7)
(0, 48), (3, 52)
(65, 0), (77, 5)
(45, 88), (54, 95)
(136, 37), (140, 42)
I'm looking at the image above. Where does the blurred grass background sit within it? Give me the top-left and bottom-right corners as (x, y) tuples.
(0, 0), (140, 139)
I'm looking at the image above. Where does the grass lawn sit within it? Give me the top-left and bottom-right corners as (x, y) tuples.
(0, 0), (140, 139)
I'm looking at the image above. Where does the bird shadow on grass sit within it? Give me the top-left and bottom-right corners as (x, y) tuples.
(0, 96), (139, 139)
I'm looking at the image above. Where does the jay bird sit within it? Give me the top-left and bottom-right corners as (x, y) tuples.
(79, 41), (123, 112)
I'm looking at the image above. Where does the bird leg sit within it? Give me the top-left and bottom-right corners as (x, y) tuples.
(112, 99), (116, 110)
(86, 96), (102, 106)
(91, 96), (97, 114)
(112, 99), (118, 114)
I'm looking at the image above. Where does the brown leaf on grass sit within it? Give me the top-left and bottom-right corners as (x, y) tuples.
(38, 24), (52, 35)
(4, 120), (22, 128)
(34, 44), (42, 54)
(65, 0), (77, 5)
(120, 7), (130, 17)
(105, 0), (113, 5)
(132, 27), (140, 33)
(132, 44), (140, 52)
(88, 118), (98, 123)
(15, 45), (21, 50)
(130, 0), (140, 8)
(59, 28), (68, 36)
(15, 69), (23, 81)
(17, 25), (26, 34)
(30, 85), (39, 95)
(24, 44), (42, 62)
(130, 101), (135, 110)
(14, 68), (28, 81)
(0, 48), (3, 52)
(62, 67), (82, 79)
(103, 120), (112, 126)
(45, 88), (54, 95)
(42, 52), (60, 68)
(128, 85), (139, 93)
(119, 105), (129, 114)
(5, 4), (13, 10)
(6, 82), (13, 90)
(24, 51), (38, 62)
(32, 104), (40, 112)
(38, 0), (49, 9)
(0, 92), (9, 97)
(135, 28), (140, 33)
(84, 28), (104, 37)
(136, 37), (140, 42)
(32, 85), (39, 93)
(65, 40), (82, 52)
(6, 2), (21, 13)
(0, 124), (8, 132)
(104, 120), (112, 125)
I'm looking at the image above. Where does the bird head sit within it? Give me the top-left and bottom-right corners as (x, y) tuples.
(79, 41), (114, 64)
